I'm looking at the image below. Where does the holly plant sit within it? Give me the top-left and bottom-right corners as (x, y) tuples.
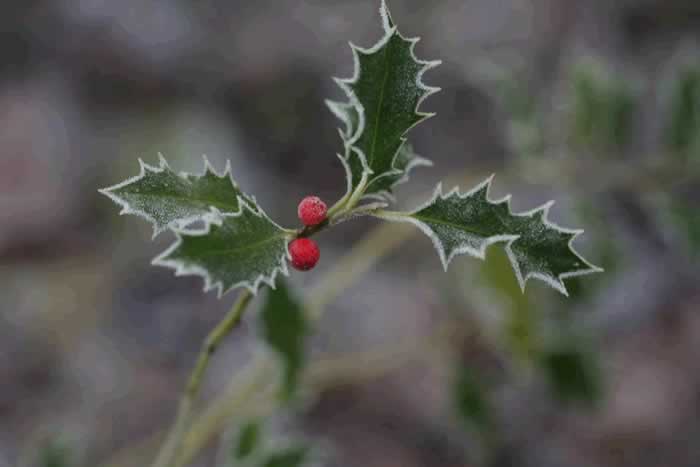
(100, 2), (601, 466)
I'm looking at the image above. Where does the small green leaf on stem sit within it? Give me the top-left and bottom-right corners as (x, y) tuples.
(261, 446), (309, 467)
(233, 420), (262, 461)
(261, 279), (309, 401)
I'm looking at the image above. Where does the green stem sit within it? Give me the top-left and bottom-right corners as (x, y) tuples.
(151, 289), (254, 467)
(326, 192), (351, 219)
(151, 183), (381, 467)
(370, 209), (410, 222)
(327, 165), (372, 219)
(344, 169), (371, 211)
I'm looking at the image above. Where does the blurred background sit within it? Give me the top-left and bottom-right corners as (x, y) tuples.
(2, 0), (700, 466)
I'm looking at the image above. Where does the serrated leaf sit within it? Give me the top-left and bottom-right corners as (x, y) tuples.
(326, 99), (360, 141)
(99, 154), (251, 237)
(261, 279), (309, 401)
(233, 420), (262, 461)
(330, 0), (440, 201)
(153, 203), (291, 296)
(261, 446), (309, 467)
(377, 176), (602, 296)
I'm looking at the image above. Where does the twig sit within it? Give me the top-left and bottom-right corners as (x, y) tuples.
(151, 289), (253, 467)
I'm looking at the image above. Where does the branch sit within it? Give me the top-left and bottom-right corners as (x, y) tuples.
(151, 289), (253, 467)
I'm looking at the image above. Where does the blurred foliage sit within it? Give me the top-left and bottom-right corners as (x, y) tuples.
(496, 74), (546, 157)
(453, 365), (493, 432)
(232, 420), (263, 462)
(479, 247), (538, 361)
(476, 240), (605, 408)
(229, 416), (314, 467)
(562, 199), (622, 303)
(667, 67), (700, 158)
(261, 280), (309, 402)
(37, 438), (72, 467)
(260, 445), (309, 467)
(570, 64), (636, 151)
(668, 198), (700, 257)
(538, 338), (602, 407)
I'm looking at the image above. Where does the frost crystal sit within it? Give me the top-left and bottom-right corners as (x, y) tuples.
(377, 176), (603, 295)
(153, 203), (291, 297)
(99, 154), (251, 237)
(328, 0), (440, 202)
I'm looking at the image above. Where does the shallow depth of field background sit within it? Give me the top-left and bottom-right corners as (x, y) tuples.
(2, 1), (700, 466)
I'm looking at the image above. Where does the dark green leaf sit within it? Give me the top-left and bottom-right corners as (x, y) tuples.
(233, 420), (262, 461)
(330, 0), (439, 201)
(99, 154), (251, 237)
(153, 203), (291, 296)
(378, 177), (602, 296)
(261, 279), (309, 400)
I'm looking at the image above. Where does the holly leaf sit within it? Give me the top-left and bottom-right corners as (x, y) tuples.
(153, 203), (291, 296)
(326, 99), (360, 141)
(261, 279), (309, 401)
(330, 0), (440, 201)
(376, 176), (602, 296)
(99, 154), (251, 237)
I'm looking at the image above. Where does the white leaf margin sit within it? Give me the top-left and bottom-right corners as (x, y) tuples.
(329, 0), (441, 197)
(152, 202), (292, 297)
(375, 175), (603, 296)
(98, 153), (247, 238)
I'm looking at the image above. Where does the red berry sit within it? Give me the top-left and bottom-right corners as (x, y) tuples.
(297, 196), (327, 226)
(289, 238), (320, 271)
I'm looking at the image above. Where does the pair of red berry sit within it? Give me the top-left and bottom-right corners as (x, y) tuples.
(289, 196), (326, 271)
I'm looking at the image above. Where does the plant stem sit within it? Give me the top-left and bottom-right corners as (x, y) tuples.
(326, 192), (350, 219)
(151, 289), (254, 467)
(344, 169), (371, 211)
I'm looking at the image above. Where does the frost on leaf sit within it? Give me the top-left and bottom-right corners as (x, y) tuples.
(377, 177), (602, 296)
(153, 203), (291, 296)
(99, 154), (251, 237)
(328, 0), (440, 201)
